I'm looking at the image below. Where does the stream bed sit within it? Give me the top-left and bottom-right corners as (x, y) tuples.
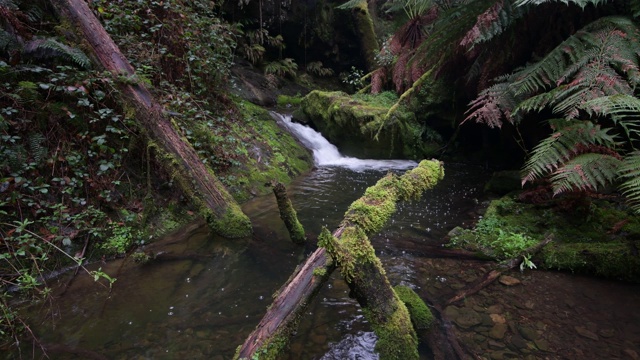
(14, 116), (640, 360)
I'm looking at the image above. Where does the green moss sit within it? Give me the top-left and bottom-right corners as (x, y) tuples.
(276, 94), (303, 107)
(207, 204), (252, 239)
(394, 286), (434, 330)
(300, 90), (437, 159)
(449, 194), (640, 281)
(542, 242), (640, 282)
(366, 299), (419, 360)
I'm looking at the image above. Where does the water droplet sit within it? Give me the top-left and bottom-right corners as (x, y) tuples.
(259, 295), (264, 300)
(168, 312), (174, 316)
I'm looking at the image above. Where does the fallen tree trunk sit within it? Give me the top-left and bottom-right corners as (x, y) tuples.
(50, 0), (251, 238)
(235, 160), (445, 360)
(445, 235), (553, 306)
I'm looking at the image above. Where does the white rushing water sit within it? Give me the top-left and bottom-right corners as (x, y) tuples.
(272, 112), (417, 171)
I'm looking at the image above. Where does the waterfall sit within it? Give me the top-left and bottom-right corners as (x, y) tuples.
(272, 112), (418, 171)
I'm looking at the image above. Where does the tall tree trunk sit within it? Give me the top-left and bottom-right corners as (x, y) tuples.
(50, 0), (252, 238)
(235, 160), (445, 360)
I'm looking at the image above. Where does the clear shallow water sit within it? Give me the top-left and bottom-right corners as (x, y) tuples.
(15, 117), (489, 359)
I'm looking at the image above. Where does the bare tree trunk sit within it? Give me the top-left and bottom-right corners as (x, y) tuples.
(50, 0), (251, 238)
(235, 160), (445, 360)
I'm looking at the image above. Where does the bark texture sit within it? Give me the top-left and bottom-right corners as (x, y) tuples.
(50, 0), (251, 238)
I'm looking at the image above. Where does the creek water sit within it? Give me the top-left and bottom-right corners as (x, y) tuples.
(11, 117), (640, 360)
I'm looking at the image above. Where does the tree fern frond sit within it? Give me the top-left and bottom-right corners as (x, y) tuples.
(580, 95), (640, 145)
(619, 152), (640, 212)
(513, 0), (608, 9)
(549, 152), (622, 195)
(522, 120), (619, 184)
(337, 0), (367, 10)
(632, 0), (640, 18)
(464, 79), (521, 127)
(24, 38), (92, 69)
(460, 0), (530, 50)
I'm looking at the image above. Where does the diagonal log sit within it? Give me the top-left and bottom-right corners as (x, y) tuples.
(49, 0), (251, 238)
(445, 234), (554, 306)
(235, 160), (445, 360)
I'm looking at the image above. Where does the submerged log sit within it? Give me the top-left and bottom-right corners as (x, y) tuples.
(235, 160), (445, 360)
(49, 0), (251, 238)
(270, 181), (306, 244)
(445, 234), (553, 306)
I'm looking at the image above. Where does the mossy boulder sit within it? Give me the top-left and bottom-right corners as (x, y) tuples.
(300, 90), (441, 159)
(449, 194), (640, 282)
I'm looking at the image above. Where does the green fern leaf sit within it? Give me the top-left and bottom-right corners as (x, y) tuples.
(550, 153), (622, 195)
(580, 95), (640, 144)
(460, 0), (530, 50)
(522, 120), (619, 185)
(619, 152), (640, 212)
(513, 0), (608, 9)
(25, 38), (92, 69)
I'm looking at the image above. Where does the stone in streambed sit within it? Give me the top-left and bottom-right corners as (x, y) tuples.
(489, 323), (509, 340)
(575, 326), (599, 341)
(499, 275), (521, 286)
(453, 307), (483, 328)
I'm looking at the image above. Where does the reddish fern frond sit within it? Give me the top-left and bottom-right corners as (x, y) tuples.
(464, 82), (517, 128)
(460, 0), (530, 51)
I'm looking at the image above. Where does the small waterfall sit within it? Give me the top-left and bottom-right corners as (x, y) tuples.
(272, 112), (417, 171)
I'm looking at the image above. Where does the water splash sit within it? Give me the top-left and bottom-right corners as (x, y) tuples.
(272, 112), (417, 171)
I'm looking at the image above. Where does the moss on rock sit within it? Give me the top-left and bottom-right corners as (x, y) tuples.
(300, 90), (441, 159)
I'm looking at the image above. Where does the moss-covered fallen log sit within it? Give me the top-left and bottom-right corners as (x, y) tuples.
(235, 159), (445, 360)
(50, 0), (251, 238)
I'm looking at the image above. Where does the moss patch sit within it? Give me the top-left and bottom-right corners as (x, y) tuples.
(394, 285), (434, 330)
(449, 194), (640, 282)
(300, 90), (442, 159)
(366, 299), (419, 360)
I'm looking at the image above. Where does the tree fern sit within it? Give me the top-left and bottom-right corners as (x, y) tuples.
(579, 94), (640, 145)
(549, 152), (622, 195)
(619, 152), (640, 212)
(513, 0), (608, 9)
(460, 0), (530, 50)
(521, 120), (620, 184)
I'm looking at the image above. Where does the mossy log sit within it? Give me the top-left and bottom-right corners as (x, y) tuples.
(270, 181), (306, 244)
(235, 160), (445, 360)
(50, 0), (251, 238)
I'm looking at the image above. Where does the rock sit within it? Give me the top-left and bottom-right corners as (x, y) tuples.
(448, 226), (464, 237)
(575, 326), (599, 341)
(488, 340), (506, 349)
(490, 313), (507, 324)
(599, 328), (616, 338)
(534, 338), (549, 351)
(509, 334), (528, 350)
(481, 314), (494, 326)
(445, 306), (460, 319)
(484, 170), (522, 195)
(518, 325), (539, 341)
(489, 323), (509, 340)
(454, 307), (483, 329)
(499, 275), (521, 286)
(487, 304), (504, 314)
(624, 349), (639, 359)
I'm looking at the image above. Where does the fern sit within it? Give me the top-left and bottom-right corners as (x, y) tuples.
(549, 152), (622, 195)
(460, 0), (530, 50)
(28, 133), (47, 165)
(521, 120), (620, 184)
(580, 95), (640, 145)
(619, 152), (640, 212)
(24, 38), (92, 69)
(514, 0), (608, 9)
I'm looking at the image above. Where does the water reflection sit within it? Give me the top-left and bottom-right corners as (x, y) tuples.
(16, 162), (488, 360)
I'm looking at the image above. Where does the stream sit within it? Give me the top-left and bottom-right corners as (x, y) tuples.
(15, 115), (640, 360)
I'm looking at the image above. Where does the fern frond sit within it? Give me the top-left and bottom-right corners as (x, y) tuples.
(522, 120), (619, 184)
(618, 151), (640, 212)
(337, 0), (366, 10)
(580, 94), (640, 145)
(460, 0), (530, 50)
(464, 81), (520, 127)
(549, 152), (622, 195)
(24, 38), (92, 69)
(513, 0), (608, 9)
